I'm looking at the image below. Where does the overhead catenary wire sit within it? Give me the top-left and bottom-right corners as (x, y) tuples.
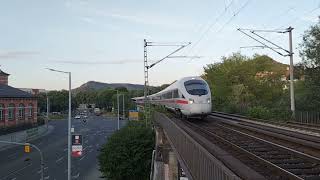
(237, 28), (287, 56)
(250, 30), (291, 54)
(187, 0), (235, 55)
(189, 0), (251, 60)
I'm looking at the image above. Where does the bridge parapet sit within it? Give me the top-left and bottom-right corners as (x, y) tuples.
(153, 112), (241, 180)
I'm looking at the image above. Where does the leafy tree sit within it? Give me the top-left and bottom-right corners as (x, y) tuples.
(98, 121), (154, 180)
(298, 18), (320, 111)
(203, 53), (290, 119)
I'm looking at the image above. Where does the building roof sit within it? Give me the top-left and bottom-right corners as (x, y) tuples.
(0, 84), (34, 98)
(0, 69), (9, 76)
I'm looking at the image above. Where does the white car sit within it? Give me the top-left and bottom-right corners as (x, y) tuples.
(75, 115), (81, 119)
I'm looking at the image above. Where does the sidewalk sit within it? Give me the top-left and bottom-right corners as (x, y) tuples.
(0, 124), (54, 151)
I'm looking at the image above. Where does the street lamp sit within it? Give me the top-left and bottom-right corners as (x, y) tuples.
(46, 68), (72, 180)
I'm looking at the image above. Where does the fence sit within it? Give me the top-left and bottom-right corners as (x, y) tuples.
(154, 112), (240, 180)
(295, 111), (320, 124)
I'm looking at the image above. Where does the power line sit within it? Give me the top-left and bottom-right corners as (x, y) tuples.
(216, 0), (251, 33)
(237, 28), (287, 56)
(189, 0), (251, 60)
(187, 0), (235, 55)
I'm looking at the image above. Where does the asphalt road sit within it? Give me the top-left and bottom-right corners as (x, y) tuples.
(0, 115), (128, 180)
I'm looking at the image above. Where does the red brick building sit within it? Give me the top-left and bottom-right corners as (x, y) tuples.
(0, 69), (37, 128)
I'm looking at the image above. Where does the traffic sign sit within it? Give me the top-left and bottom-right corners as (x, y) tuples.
(71, 134), (83, 157)
(72, 135), (82, 145)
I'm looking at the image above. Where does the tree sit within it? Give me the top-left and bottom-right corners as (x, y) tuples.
(203, 53), (290, 119)
(98, 121), (154, 180)
(297, 18), (320, 111)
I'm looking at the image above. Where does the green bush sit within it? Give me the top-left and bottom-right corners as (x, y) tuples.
(98, 121), (155, 180)
(247, 106), (271, 119)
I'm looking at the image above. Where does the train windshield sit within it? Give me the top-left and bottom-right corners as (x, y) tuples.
(184, 80), (208, 96)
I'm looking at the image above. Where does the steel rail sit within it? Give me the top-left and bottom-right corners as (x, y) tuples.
(182, 120), (320, 180)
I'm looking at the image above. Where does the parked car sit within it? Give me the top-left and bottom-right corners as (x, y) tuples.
(75, 115), (81, 119)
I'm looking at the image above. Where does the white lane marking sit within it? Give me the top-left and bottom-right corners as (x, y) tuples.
(72, 173), (80, 179)
(84, 140), (88, 144)
(10, 178), (16, 180)
(1, 163), (33, 179)
(89, 149), (93, 153)
(79, 155), (86, 161)
(44, 175), (50, 180)
(55, 156), (64, 163)
(7, 152), (18, 159)
(63, 148), (68, 152)
(83, 145), (90, 151)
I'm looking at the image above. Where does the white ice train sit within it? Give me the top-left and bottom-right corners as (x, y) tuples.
(133, 76), (212, 119)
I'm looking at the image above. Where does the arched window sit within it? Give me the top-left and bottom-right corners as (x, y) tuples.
(28, 103), (33, 119)
(8, 104), (15, 121)
(18, 103), (25, 120)
(0, 104), (4, 121)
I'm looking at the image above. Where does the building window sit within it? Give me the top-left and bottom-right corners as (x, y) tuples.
(0, 104), (4, 121)
(18, 104), (25, 120)
(8, 104), (15, 121)
(28, 103), (33, 119)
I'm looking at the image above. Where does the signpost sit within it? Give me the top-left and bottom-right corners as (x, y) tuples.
(71, 134), (83, 157)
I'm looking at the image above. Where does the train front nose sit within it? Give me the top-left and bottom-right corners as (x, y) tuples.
(185, 102), (211, 116)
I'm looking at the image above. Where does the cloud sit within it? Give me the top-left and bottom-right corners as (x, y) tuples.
(0, 51), (39, 59)
(51, 59), (142, 65)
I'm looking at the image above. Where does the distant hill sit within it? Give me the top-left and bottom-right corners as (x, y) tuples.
(73, 81), (144, 93)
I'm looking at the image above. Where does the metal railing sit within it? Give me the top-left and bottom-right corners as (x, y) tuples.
(154, 112), (240, 180)
(295, 111), (320, 124)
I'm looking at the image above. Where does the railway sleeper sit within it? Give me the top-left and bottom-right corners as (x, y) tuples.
(270, 158), (312, 164)
(288, 167), (320, 175)
(278, 163), (317, 170)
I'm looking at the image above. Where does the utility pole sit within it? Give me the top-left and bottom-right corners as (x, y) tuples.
(143, 39), (191, 127)
(288, 27), (295, 117)
(46, 92), (49, 129)
(122, 94), (125, 120)
(68, 72), (71, 180)
(238, 27), (296, 118)
(143, 39), (149, 127)
(117, 91), (120, 130)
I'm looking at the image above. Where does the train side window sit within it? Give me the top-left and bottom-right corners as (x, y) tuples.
(173, 89), (179, 98)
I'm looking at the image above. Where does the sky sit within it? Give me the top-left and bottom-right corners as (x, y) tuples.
(0, 0), (319, 90)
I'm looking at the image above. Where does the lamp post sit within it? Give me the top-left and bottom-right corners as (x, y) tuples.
(46, 92), (49, 129)
(117, 90), (120, 130)
(46, 68), (71, 180)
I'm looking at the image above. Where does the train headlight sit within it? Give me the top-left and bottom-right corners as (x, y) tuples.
(188, 98), (194, 104)
(207, 98), (211, 103)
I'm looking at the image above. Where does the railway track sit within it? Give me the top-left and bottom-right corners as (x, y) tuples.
(211, 111), (320, 134)
(177, 118), (320, 180)
(209, 112), (320, 158)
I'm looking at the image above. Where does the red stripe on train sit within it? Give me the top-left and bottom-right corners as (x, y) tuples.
(176, 100), (188, 104)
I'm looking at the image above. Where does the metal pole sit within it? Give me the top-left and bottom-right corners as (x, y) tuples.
(288, 27), (295, 118)
(68, 72), (71, 180)
(30, 144), (44, 180)
(144, 39), (149, 127)
(117, 91), (120, 130)
(122, 94), (125, 120)
(0, 141), (44, 180)
(46, 93), (49, 128)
